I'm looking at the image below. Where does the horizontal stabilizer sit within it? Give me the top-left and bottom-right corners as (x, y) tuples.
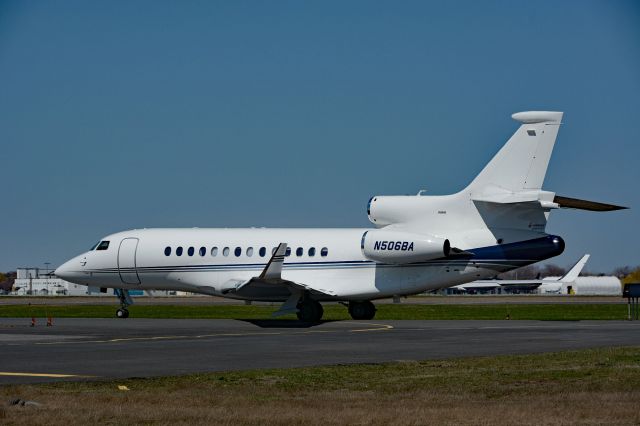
(554, 195), (627, 212)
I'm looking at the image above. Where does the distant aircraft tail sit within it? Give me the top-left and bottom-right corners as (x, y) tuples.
(559, 254), (590, 282)
(466, 111), (563, 193)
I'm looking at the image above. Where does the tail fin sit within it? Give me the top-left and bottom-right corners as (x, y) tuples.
(466, 111), (563, 193)
(559, 254), (590, 282)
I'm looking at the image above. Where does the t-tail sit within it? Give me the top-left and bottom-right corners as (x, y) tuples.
(467, 111), (626, 212)
(365, 111), (626, 269)
(467, 111), (563, 194)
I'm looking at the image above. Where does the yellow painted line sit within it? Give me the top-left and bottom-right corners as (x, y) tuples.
(0, 372), (93, 378)
(36, 331), (286, 345)
(348, 322), (395, 332)
(35, 322), (394, 346)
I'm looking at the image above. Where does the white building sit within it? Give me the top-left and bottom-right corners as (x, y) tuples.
(12, 268), (174, 297)
(13, 268), (108, 296)
(539, 276), (622, 296)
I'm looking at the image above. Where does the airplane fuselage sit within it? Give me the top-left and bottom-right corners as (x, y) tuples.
(57, 227), (564, 301)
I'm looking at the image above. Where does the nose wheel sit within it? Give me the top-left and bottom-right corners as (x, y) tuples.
(116, 308), (129, 319)
(114, 289), (133, 319)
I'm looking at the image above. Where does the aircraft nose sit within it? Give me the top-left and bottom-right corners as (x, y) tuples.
(54, 255), (87, 283)
(54, 262), (72, 280)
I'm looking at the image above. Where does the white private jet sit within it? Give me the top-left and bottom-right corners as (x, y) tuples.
(55, 111), (626, 321)
(452, 254), (590, 293)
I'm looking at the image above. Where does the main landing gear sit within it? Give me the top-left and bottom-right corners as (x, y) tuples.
(292, 299), (377, 322)
(348, 301), (376, 320)
(115, 289), (133, 319)
(296, 299), (324, 322)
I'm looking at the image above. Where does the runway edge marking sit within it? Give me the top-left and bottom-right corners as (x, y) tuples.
(0, 372), (95, 378)
(33, 322), (394, 345)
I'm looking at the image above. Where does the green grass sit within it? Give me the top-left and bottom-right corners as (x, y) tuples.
(2, 346), (640, 424)
(0, 302), (628, 320)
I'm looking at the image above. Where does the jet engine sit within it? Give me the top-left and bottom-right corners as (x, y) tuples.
(367, 195), (435, 226)
(361, 229), (450, 264)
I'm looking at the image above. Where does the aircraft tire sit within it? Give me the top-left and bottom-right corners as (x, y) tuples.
(116, 308), (129, 319)
(296, 300), (323, 322)
(348, 301), (376, 320)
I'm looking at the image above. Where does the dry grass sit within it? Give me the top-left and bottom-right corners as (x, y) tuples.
(2, 347), (640, 425)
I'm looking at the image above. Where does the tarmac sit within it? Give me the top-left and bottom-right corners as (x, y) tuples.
(1, 317), (639, 384)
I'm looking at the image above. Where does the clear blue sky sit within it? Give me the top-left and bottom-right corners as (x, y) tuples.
(1, 1), (638, 273)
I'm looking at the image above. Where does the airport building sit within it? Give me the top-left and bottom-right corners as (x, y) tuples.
(12, 268), (108, 296)
(11, 268), (177, 297)
(539, 276), (622, 296)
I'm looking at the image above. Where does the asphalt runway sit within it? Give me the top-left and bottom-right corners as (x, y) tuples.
(1, 318), (639, 385)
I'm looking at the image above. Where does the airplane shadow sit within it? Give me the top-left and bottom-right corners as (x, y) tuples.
(239, 319), (337, 329)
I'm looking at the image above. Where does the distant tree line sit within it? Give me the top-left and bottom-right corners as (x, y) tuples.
(0, 272), (16, 292)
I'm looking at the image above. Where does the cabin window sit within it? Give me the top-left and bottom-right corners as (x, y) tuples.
(223, 247), (229, 257)
(235, 247), (242, 257)
(296, 247), (303, 257)
(176, 247), (183, 256)
(247, 247), (254, 257)
(285, 247), (291, 257)
(321, 247), (328, 257)
(96, 241), (110, 251)
(259, 247), (266, 257)
(164, 247), (171, 256)
(211, 247), (218, 256)
(199, 247), (206, 257)
(188, 247), (195, 256)
(308, 247), (316, 257)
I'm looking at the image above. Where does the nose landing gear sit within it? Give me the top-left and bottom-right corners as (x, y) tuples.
(116, 308), (129, 318)
(114, 289), (133, 319)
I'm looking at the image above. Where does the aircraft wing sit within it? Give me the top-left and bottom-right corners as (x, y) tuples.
(457, 279), (543, 292)
(219, 243), (336, 316)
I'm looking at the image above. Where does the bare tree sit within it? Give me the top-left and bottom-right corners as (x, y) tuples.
(498, 265), (540, 280)
(540, 264), (566, 277)
(612, 266), (633, 279)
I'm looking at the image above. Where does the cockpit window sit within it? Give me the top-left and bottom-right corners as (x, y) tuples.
(96, 241), (110, 251)
(90, 242), (99, 251)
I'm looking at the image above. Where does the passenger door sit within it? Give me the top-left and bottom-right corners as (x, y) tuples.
(118, 238), (141, 284)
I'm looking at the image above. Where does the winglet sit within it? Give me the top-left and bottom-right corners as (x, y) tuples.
(259, 243), (287, 280)
(559, 254), (590, 282)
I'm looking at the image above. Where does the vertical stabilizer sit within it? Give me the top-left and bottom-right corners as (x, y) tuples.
(559, 254), (590, 282)
(467, 111), (563, 193)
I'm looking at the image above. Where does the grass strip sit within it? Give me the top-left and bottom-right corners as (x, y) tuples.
(0, 303), (629, 320)
(1, 346), (639, 425)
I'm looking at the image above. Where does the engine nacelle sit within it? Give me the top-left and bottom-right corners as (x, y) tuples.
(367, 195), (436, 227)
(361, 229), (450, 264)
